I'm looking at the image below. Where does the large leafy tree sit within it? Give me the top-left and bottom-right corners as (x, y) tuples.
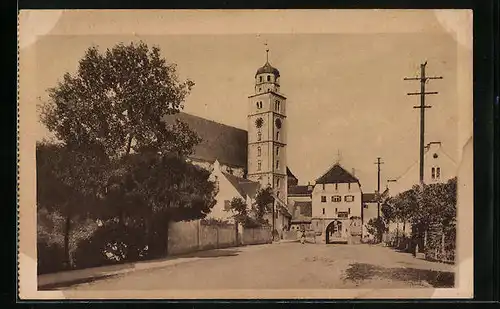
(37, 41), (211, 265)
(40, 41), (200, 159)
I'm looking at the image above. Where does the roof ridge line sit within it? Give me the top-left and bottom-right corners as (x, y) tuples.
(167, 112), (248, 133)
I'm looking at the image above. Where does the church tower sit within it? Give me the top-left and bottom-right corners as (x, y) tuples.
(247, 49), (288, 202)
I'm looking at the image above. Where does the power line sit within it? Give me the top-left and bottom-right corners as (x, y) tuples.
(374, 157), (384, 220)
(404, 61), (443, 185)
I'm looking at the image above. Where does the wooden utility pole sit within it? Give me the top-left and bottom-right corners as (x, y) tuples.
(374, 157), (384, 219)
(404, 61), (442, 185)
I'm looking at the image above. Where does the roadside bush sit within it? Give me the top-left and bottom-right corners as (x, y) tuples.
(37, 239), (66, 275)
(73, 222), (148, 269)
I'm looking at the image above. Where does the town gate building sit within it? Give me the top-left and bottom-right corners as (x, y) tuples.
(310, 164), (363, 244)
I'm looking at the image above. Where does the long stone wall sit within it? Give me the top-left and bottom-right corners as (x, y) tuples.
(167, 220), (271, 256)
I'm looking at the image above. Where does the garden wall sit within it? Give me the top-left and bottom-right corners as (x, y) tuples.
(167, 220), (272, 256)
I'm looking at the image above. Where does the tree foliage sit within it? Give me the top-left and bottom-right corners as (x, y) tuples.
(36, 41), (222, 272)
(36, 141), (107, 268)
(253, 186), (274, 221)
(366, 217), (387, 241)
(40, 41), (200, 160)
(229, 197), (248, 224)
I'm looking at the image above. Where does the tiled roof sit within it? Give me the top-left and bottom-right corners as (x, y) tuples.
(288, 185), (313, 196)
(286, 167), (298, 180)
(291, 218), (312, 224)
(221, 171), (260, 199)
(315, 163), (359, 184)
(163, 112), (247, 168)
(362, 193), (377, 203)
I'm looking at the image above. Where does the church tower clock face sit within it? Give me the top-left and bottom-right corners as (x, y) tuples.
(255, 117), (264, 128)
(247, 49), (288, 204)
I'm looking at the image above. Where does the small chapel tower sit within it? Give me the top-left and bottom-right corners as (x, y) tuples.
(247, 47), (288, 202)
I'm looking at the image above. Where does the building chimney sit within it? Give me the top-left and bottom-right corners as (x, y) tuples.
(307, 181), (313, 191)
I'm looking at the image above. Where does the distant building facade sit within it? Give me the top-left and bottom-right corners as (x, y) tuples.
(387, 141), (457, 196)
(386, 141), (457, 236)
(310, 164), (363, 244)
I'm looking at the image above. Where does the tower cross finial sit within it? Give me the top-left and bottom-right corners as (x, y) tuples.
(264, 41), (269, 62)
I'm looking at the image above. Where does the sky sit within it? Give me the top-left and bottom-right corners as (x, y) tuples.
(20, 10), (470, 193)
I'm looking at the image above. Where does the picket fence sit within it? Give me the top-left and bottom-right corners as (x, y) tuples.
(167, 220), (272, 255)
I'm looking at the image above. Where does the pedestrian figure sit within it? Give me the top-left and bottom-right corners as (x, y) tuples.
(300, 229), (306, 244)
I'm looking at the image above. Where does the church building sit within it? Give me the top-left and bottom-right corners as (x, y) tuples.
(163, 52), (292, 236)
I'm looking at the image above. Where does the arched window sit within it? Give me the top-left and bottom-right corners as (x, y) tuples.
(276, 178), (280, 187)
(257, 160), (262, 171)
(436, 167), (441, 179)
(267, 75), (271, 81)
(276, 131), (280, 140)
(259, 76), (263, 82)
(276, 160), (279, 169)
(257, 131), (262, 141)
(275, 100), (280, 111)
(257, 146), (261, 157)
(256, 102), (260, 109)
(431, 167), (436, 179)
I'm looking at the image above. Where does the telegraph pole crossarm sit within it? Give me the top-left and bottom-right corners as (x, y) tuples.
(403, 61), (443, 185)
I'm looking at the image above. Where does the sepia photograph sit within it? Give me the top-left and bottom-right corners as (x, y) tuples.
(17, 9), (473, 299)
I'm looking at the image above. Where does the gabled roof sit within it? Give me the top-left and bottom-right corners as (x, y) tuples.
(163, 112), (247, 168)
(288, 185), (313, 196)
(315, 163), (359, 184)
(221, 171), (260, 199)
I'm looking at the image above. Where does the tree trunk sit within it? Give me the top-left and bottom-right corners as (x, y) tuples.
(63, 209), (72, 270)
